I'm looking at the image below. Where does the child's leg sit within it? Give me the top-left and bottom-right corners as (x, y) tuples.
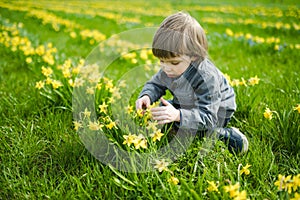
(216, 127), (249, 154)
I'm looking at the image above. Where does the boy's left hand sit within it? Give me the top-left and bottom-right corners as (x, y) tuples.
(150, 97), (180, 124)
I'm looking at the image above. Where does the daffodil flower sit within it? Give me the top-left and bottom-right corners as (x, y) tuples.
(146, 121), (158, 132)
(125, 105), (134, 115)
(41, 66), (53, 77)
(154, 159), (169, 172)
(106, 121), (117, 130)
(123, 134), (136, 147)
(35, 81), (45, 89)
(150, 129), (164, 142)
(99, 102), (108, 114)
(224, 183), (240, 198)
(133, 134), (147, 149)
(294, 104), (300, 114)
(248, 75), (260, 86)
(263, 107), (273, 120)
(89, 121), (103, 131)
(207, 180), (219, 193)
(168, 176), (179, 185)
(240, 163), (251, 175)
(83, 108), (91, 118)
(73, 121), (82, 131)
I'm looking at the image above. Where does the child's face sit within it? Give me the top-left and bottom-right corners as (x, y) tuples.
(159, 55), (194, 78)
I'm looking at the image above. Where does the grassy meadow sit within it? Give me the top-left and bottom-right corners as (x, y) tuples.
(0, 0), (300, 199)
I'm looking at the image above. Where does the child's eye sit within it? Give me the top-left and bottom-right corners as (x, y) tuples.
(171, 62), (180, 65)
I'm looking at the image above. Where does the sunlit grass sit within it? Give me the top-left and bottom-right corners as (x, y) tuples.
(0, 0), (299, 199)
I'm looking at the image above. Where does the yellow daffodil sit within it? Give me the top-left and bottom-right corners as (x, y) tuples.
(42, 54), (55, 65)
(68, 79), (75, 87)
(62, 68), (71, 78)
(133, 134), (147, 149)
(154, 159), (169, 172)
(146, 121), (158, 132)
(99, 102), (108, 114)
(224, 183), (240, 198)
(207, 180), (219, 193)
(131, 58), (138, 64)
(248, 75), (260, 86)
(263, 107), (273, 120)
(231, 79), (240, 87)
(274, 174), (293, 193)
(140, 49), (148, 60)
(239, 78), (247, 86)
(86, 87), (95, 95)
(240, 163), (251, 175)
(233, 190), (247, 200)
(25, 57), (32, 64)
(83, 108), (91, 118)
(41, 66), (53, 77)
(110, 87), (121, 99)
(106, 121), (117, 130)
(45, 77), (52, 85)
(108, 97), (115, 104)
(96, 83), (102, 90)
(136, 109), (144, 118)
(35, 81), (45, 89)
(290, 192), (300, 200)
(70, 31), (77, 38)
(51, 80), (63, 89)
(294, 104), (300, 114)
(74, 78), (84, 87)
(150, 129), (164, 142)
(88, 121), (103, 131)
(168, 176), (179, 185)
(118, 80), (126, 88)
(226, 28), (234, 36)
(144, 64), (151, 71)
(72, 67), (80, 75)
(35, 45), (45, 56)
(122, 52), (136, 60)
(292, 174), (300, 191)
(104, 79), (114, 90)
(125, 105), (134, 115)
(123, 134), (136, 147)
(73, 121), (82, 131)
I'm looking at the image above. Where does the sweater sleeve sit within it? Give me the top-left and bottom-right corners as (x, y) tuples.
(138, 70), (168, 104)
(179, 71), (222, 131)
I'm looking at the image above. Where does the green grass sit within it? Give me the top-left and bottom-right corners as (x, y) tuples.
(0, 0), (299, 199)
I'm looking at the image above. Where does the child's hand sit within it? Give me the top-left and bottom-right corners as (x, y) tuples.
(135, 95), (151, 110)
(150, 97), (180, 124)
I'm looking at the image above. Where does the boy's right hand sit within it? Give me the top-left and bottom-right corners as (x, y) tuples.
(135, 95), (151, 110)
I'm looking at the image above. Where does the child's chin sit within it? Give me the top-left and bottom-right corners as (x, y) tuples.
(167, 74), (177, 78)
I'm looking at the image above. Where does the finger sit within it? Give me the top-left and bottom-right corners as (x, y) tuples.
(144, 100), (150, 108)
(152, 114), (165, 120)
(160, 97), (170, 106)
(150, 106), (166, 112)
(135, 102), (141, 110)
(157, 119), (169, 125)
(136, 101), (143, 110)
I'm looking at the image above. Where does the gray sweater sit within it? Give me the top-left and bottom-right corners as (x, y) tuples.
(139, 58), (236, 131)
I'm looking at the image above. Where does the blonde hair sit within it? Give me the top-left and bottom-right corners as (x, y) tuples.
(152, 12), (208, 61)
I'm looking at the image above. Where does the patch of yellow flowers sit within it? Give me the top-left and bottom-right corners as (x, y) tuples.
(225, 28), (300, 51)
(223, 74), (260, 87)
(206, 163), (251, 200)
(275, 174), (300, 200)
